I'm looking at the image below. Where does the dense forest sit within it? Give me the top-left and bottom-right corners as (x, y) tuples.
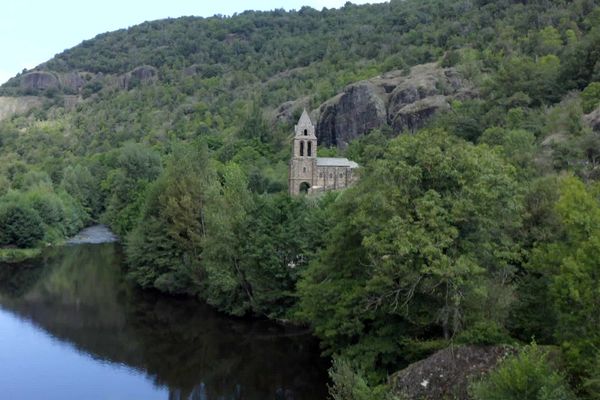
(1, 0), (600, 398)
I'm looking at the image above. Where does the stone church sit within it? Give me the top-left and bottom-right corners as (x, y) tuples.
(289, 110), (359, 195)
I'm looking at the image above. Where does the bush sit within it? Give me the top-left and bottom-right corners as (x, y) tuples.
(328, 357), (397, 400)
(582, 351), (600, 399)
(456, 321), (514, 346)
(581, 82), (600, 114)
(0, 202), (45, 248)
(470, 344), (574, 400)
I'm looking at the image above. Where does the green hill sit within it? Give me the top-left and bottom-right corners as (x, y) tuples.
(1, 0), (600, 397)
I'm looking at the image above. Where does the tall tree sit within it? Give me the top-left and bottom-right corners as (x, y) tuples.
(298, 129), (523, 378)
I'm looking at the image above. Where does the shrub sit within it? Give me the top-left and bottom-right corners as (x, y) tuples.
(0, 202), (45, 248)
(470, 344), (574, 400)
(328, 357), (397, 400)
(581, 82), (600, 114)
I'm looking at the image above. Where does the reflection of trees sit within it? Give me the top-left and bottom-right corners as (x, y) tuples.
(0, 244), (328, 400)
(0, 260), (45, 298)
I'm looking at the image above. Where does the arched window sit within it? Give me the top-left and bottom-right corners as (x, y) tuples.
(304, 129), (308, 136)
(303, 167), (307, 173)
(300, 141), (304, 156)
(307, 141), (312, 157)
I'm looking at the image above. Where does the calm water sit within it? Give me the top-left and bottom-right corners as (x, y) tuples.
(0, 243), (329, 400)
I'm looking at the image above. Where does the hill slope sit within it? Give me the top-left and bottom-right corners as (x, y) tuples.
(1, 0), (600, 398)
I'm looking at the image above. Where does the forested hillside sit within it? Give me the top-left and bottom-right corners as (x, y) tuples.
(1, 0), (600, 398)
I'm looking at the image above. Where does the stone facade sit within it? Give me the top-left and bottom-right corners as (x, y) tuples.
(289, 110), (359, 195)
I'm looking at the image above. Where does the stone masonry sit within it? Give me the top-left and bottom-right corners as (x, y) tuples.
(288, 110), (359, 195)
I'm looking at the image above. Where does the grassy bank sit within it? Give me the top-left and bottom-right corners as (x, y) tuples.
(0, 248), (42, 264)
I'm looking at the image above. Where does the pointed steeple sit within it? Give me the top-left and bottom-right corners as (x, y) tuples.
(298, 109), (312, 127)
(295, 109), (316, 137)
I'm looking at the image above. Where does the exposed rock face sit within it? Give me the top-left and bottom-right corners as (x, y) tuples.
(317, 83), (387, 147)
(122, 65), (158, 89)
(20, 71), (59, 93)
(390, 345), (515, 400)
(59, 72), (86, 93)
(314, 63), (474, 147)
(63, 95), (82, 110)
(584, 106), (600, 132)
(391, 95), (451, 133)
(0, 96), (44, 121)
(273, 96), (311, 125)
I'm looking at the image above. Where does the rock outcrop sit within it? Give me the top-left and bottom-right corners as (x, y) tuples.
(584, 106), (600, 132)
(20, 71), (60, 93)
(390, 345), (515, 400)
(273, 96), (311, 125)
(16, 71), (89, 95)
(59, 72), (86, 93)
(0, 96), (44, 121)
(317, 82), (387, 147)
(122, 65), (158, 89)
(313, 63), (474, 147)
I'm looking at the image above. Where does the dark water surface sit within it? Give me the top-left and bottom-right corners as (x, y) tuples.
(0, 243), (329, 400)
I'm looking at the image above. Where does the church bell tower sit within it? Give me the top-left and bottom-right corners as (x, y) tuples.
(289, 109), (318, 195)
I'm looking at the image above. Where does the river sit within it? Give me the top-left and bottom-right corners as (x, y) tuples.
(0, 235), (329, 400)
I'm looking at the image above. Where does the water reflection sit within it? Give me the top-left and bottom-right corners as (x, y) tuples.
(0, 244), (328, 400)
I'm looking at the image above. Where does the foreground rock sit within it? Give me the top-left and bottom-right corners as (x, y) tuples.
(390, 345), (515, 400)
(313, 63), (475, 147)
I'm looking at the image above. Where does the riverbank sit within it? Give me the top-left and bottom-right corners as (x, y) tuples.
(0, 225), (118, 264)
(0, 248), (42, 264)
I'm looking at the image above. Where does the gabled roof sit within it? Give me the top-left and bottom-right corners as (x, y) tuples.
(316, 157), (359, 168)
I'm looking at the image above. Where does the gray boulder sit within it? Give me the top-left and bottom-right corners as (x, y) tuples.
(390, 345), (516, 400)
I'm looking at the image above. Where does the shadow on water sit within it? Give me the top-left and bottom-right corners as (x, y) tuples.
(0, 243), (329, 400)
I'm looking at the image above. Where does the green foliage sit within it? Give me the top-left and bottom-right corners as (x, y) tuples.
(456, 321), (514, 346)
(61, 164), (102, 217)
(203, 189), (330, 317)
(0, 248), (42, 263)
(581, 82), (600, 113)
(1, 0), (600, 394)
(470, 344), (575, 400)
(527, 176), (600, 387)
(0, 200), (44, 248)
(328, 357), (397, 400)
(102, 143), (162, 236)
(479, 127), (536, 172)
(487, 55), (562, 107)
(582, 352), (600, 400)
(298, 129), (523, 380)
(126, 143), (214, 294)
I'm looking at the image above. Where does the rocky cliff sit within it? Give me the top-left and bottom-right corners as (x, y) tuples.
(313, 63), (475, 148)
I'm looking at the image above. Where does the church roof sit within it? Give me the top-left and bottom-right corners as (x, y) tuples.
(316, 157), (359, 168)
(297, 109), (313, 127)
